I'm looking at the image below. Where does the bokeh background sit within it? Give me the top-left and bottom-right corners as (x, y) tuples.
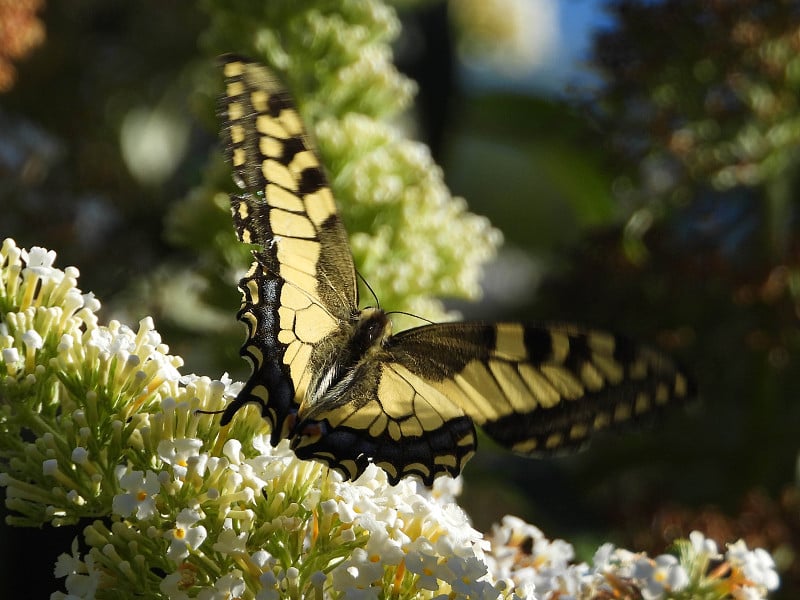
(2, 0), (799, 597)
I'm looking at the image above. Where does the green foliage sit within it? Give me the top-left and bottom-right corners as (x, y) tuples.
(593, 0), (800, 199)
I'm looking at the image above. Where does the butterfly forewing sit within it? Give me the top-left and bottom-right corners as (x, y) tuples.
(219, 55), (358, 441)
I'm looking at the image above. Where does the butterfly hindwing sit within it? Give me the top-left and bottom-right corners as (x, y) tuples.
(219, 55), (358, 442)
(291, 349), (478, 485)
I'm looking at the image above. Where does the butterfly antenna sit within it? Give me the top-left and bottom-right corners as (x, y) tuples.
(385, 310), (436, 326)
(357, 271), (381, 310)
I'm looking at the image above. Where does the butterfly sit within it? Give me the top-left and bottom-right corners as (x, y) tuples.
(217, 55), (693, 486)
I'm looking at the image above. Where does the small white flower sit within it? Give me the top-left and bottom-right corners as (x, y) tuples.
(250, 549), (275, 569)
(213, 526), (248, 554)
(309, 570), (327, 591)
(158, 438), (203, 478)
(445, 554), (490, 595)
(363, 523), (405, 566)
(158, 571), (192, 600)
(549, 562), (592, 598)
(592, 542), (616, 571)
(222, 439), (243, 465)
(689, 530), (720, 559)
(61, 289), (85, 317)
(112, 469), (160, 519)
(159, 562), (201, 599)
(2, 347), (20, 364)
(23, 246), (57, 271)
(336, 499), (358, 524)
(332, 547), (385, 593)
(340, 528), (357, 543)
(22, 329), (43, 350)
(727, 540), (780, 592)
(634, 554), (689, 600)
(82, 291), (101, 312)
(532, 537), (574, 570)
(320, 498), (338, 515)
(87, 323), (131, 356)
(405, 545), (441, 591)
(197, 572), (246, 600)
(167, 508), (208, 561)
(424, 473), (463, 504)
(602, 546), (638, 579)
(147, 346), (182, 382)
(257, 570), (281, 600)
(71, 447), (89, 464)
(57, 333), (74, 352)
(53, 539), (100, 599)
(54, 539), (85, 578)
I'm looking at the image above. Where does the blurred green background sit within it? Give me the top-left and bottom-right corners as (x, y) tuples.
(2, 0), (799, 597)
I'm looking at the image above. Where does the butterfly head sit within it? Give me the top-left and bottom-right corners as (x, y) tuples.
(353, 307), (392, 351)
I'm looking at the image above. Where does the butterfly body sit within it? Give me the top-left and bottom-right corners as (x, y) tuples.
(293, 306), (390, 422)
(218, 55), (693, 486)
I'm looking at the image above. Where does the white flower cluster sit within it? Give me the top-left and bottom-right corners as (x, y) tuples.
(53, 423), (513, 600)
(0, 240), (783, 599)
(485, 517), (780, 600)
(0, 238), (185, 526)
